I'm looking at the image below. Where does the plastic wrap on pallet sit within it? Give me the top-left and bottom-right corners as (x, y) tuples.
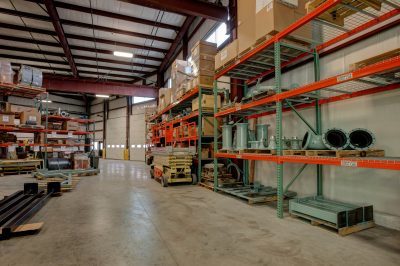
(171, 59), (192, 88)
(18, 65), (33, 85)
(31, 67), (43, 87)
(0, 61), (14, 84)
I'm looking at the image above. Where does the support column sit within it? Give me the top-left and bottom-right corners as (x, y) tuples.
(197, 87), (203, 184)
(125, 96), (131, 160)
(275, 41), (284, 219)
(213, 80), (219, 191)
(182, 32), (189, 60)
(314, 50), (323, 196)
(157, 72), (164, 88)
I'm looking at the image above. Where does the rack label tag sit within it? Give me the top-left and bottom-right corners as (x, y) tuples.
(34, 146), (40, 152)
(237, 155), (242, 159)
(68, 132), (73, 138)
(52, 131), (57, 137)
(341, 160), (357, 167)
(61, 146), (66, 151)
(337, 73), (353, 82)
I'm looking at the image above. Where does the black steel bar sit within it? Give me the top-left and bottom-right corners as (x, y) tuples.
(0, 190), (23, 207)
(0, 194), (28, 216)
(1, 192), (53, 238)
(0, 192), (43, 226)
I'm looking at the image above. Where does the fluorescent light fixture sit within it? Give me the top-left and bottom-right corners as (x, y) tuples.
(96, 94), (109, 98)
(113, 51), (133, 58)
(42, 100), (52, 103)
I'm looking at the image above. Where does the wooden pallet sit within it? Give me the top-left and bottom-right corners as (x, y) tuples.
(336, 149), (385, 158)
(283, 150), (306, 156)
(37, 176), (81, 192)
(198, 182), (214, 191)
(290, 212), (375, 236)
(217, 186), (279, 205)
(0, 222), (43, 239)
(17, 124), (45, 129)
(302, 149), (385, 157)
(239, 149), (276, 155)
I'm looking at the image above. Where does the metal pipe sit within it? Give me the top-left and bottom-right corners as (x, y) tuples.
(301, 131), (327, 150)
(322, 128), (350, 150)
(348, 128), (376, 150)
(221, 124), (233, 150)
(235, 123), (248, 150)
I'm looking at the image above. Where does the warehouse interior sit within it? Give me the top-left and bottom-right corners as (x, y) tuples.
(0, 0), (399, 265)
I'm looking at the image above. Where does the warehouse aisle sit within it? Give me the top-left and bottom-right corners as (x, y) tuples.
(1, 159), (399, 266)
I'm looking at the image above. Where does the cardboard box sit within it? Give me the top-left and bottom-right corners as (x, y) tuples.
(0, 114), (14, 126)
(192, 75), (214, 88)
(202, 117), (215, 136)
(191, 54), (215, 77)
(191, 40), (217, 58)
(63, 121), (79, 131)
(215, 39), (238, 69)
(20, 109), (41, 125)
(255, 0), (310, 42)
(201, 148), (209, 158)
(192, 95), (221, 111)
(237, 0), (256, 54)
(158, 87), (172, 111)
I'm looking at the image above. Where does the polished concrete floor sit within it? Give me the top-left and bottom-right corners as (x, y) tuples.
(1, 159), (399, 266)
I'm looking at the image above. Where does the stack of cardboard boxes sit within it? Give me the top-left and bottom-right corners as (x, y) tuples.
(190, 40), (217, 89)
(171, 59), (192, 101)
(0, 105), (42, 127)
(215, 0), (309, 70)
(157, 87), (172, 112)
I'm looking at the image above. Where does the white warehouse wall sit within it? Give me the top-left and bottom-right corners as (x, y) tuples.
(130, 101), (157, 161)
(254, 26), (400, 229)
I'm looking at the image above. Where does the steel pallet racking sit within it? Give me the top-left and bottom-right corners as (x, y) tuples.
(213, 0), (400, 218)
(0, 82), (95, 170)
(148, 86), (215, 181)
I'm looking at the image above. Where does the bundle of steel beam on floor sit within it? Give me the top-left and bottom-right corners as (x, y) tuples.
(289, 196), (375, 235)
(0, 182), (61, 239)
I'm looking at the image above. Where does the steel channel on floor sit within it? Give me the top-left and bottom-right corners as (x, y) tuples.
(0, 183), (60, 239)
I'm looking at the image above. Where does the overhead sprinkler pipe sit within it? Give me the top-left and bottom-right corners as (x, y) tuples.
(322, 128), (350, 150)
(349, 128), (376, 150)
(301, 131), (327, 150)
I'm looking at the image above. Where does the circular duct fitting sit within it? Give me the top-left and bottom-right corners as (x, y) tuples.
(349, 128), (376, 150)
(301, 131), (326, 150)
(322, 128), (349, 150)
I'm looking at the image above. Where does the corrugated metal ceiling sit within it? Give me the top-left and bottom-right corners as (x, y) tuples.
(0, 0), (192, 82)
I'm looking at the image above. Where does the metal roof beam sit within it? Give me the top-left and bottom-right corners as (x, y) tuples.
(0, 34), (163, 62)
(119, 0), (228, 22)
(0, 45), (158, 69)
(159, 16), (195, 71)
(0, 7), (173, 43)
(0, 54), (153, 75)
(0, 22), (168, 54)
(24, 0), (181, 31)
(43, 76), (158, 97)
(43, 0), (78, 77)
